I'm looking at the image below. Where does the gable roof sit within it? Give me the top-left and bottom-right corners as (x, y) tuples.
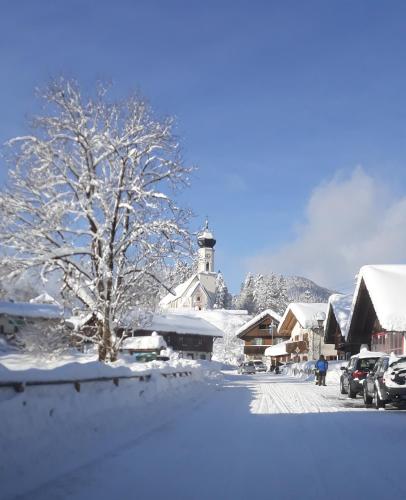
(0, 301), (64, 320)
(159, 273), (216, 308)
(347, 264), (406, 337)
(159, 274), (198, 306)
(278, 302), (327, 335)
(236, 309), (282, 338)
(142, 312), (224, 338)
(327, 294), (353, 335)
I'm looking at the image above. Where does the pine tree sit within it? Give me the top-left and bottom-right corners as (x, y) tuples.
(214, 272), (232, 309)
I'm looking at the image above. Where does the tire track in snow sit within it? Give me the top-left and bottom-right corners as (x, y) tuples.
(248, 375), (365, 414)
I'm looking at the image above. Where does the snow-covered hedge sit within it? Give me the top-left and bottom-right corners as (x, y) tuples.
(0, 354), (221, 499)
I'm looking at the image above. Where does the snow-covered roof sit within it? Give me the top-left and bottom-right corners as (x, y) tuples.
(352, 265), (406, 333)
(159, 274), (198, 306)
(29, 293), (59, 305)
(0, 301), (64, 319)
(236, 309), (282, 337)
(327, 294), (352, 336)
(145, 313), (224, 338)
(351, 347), (386, 359)
(278, 302), (327, 332)
(66, 313), (94, 330)
(264, 341), (289, 356)
(121, 333), (167, 351)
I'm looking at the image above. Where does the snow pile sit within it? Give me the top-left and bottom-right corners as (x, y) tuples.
(264, 340), (289, 356)
(0, 353), (222, 499)
(353, 265), (406, 333)
(281, 360), (347, 384)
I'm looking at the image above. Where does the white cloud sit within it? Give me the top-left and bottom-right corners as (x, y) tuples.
(247, 167), (406, 290)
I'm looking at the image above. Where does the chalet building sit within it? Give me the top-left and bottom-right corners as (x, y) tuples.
(160, 220), (218, 311)
(323, 294), (352, 360)
(275, 302), (337, 362)
(133, 312), (223, 360)
(0, 298), (64, 346)
(236, 309), (282, 360)
(345, 265), (406, 356)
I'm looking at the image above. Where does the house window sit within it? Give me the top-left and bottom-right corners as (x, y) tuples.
(200, 354), (206, 360)
(206, 262), (209, 271)
(252, 338), (263, 346)
(196, 296), (200, 302)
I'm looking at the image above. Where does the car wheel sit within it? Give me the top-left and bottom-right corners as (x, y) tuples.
(374, 389), (385, 409)
(340, 378), (347, 395)
(348, 381), (356, 399)
(363, 386), (373, 405)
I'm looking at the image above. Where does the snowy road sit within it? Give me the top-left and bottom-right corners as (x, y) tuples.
(18, 373), (406, 500)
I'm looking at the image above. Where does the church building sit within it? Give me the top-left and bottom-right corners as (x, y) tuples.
(160, 221), (218, 311)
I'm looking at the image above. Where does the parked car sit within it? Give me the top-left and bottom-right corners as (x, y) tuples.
(238, 361), (256, 374)
(253, 360), (267, 373)
(340, 351), (385, 398)
(363, 355), (406, 408)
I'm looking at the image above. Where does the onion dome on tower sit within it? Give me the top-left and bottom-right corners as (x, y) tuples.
(197, 219), (216, 274)
(197, 219), (216, 249)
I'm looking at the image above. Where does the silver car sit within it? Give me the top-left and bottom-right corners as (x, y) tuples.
(253, 361), (267, 373)
(238, 361), (256, 374)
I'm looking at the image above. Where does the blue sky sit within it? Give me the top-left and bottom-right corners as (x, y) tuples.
(1, 0), (406, 293)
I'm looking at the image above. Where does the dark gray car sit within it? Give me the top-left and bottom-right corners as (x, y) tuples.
(363, 356), (406, 408)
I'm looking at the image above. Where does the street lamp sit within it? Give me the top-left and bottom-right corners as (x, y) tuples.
(268, 320), (277, 368)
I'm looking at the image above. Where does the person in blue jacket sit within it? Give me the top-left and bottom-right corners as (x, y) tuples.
(315, 354), (328, 386)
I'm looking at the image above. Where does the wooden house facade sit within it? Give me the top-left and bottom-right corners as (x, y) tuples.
(236, 310), (283, 360)
(276, 302), (336, 361)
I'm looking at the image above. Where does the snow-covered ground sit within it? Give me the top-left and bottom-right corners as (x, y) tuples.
(3, 369), (406, 500)
(0, 354), (221, 500)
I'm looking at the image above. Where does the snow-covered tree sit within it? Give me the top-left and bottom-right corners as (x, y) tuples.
(214, 272), (231, 309)
(15, 320), (71, 357)
(0, 78), (193, 361)
(234, 273), (255, 312)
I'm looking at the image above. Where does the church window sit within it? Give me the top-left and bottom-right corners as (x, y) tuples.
(206, 262), (209, 271)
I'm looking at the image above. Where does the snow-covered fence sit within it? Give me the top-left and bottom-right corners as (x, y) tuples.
(0, 356), (221, 499)
(0, 369), (194, 394)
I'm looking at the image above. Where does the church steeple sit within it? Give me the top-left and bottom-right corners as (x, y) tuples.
(197, 219), (216, 273)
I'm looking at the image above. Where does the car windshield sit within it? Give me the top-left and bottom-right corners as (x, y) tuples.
(254, 362), (263, 365)
(389, 357), (406, 368)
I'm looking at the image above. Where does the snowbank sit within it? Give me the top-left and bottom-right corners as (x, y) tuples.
(281, 360), (347, 384)
(0, 354), (222, 499)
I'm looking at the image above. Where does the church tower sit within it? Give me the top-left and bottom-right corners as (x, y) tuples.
(197, 219), (216, 273)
